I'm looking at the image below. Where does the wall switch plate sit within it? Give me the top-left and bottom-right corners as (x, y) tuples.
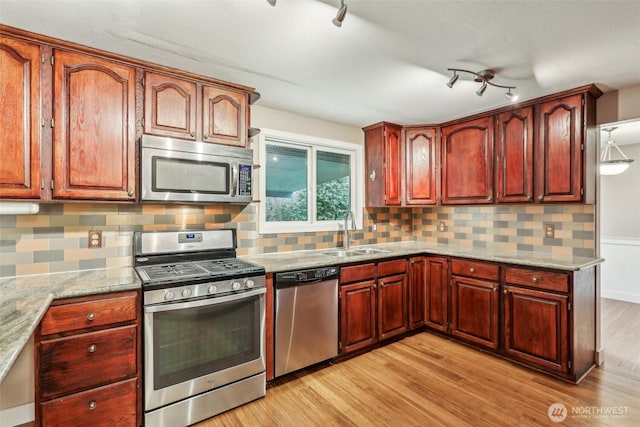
(89, 230), (102, 248)
(438, 221), (447, 232)
(544, 224), (555, 238)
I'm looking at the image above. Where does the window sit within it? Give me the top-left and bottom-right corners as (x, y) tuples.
(258, 129), (363, 234)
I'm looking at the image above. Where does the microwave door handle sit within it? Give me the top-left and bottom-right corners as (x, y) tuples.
(231, 163), (238, 197)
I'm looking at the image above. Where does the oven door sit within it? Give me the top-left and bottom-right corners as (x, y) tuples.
(144, 287), (266, 411)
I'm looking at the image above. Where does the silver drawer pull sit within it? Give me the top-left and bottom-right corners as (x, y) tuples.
(88, 344), (97, 353)
(88, 401), (97, 410)
(87, 313), (95, 321)
(532, 277), (539, 283)
(469, 268), (475, 273)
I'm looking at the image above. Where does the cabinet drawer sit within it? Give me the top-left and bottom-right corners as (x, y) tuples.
(40, 325), (137, 399)
(340, 263), (376, 284)
(451, 259), (499, 281)
(41, 291), (138, 335)
(378, 259), (407, 277)
(504, 267), (569, 293)
(41, 377), (137, 427)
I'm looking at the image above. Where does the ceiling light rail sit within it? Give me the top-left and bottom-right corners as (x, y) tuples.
(266, 0), (348, 27)
(446, 68), (518, 101)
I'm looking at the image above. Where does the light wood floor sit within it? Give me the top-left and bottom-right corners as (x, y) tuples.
(197, 299), (640, 427)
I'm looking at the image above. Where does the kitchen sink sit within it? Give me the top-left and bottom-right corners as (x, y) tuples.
(322, 247), (392, 257)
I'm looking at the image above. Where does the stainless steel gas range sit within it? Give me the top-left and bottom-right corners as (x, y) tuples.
(133, 229), (266, 427)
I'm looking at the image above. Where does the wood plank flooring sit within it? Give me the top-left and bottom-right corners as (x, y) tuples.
(197, 299), (640, 427)
(601, 298), (640, 376)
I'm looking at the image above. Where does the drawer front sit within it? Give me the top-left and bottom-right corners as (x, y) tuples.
(378, 259), (407, 277)
(41, 291), (138, 335)
(40, 325), (137, 399)
(340, 263), (376, 284)
(504, 267), (569, 293)
(451, 259), (499, 281)
(41, 378), (137, 427)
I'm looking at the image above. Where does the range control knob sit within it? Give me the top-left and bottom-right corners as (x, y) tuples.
(246, 279), (255, 288)
(165, 291), (175, 301)
(182, 288), (192, 298)
(232, 281), (242, 291)
(208, 285), (218, 294)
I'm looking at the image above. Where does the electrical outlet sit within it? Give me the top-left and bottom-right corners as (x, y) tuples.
(89, 230), (102, 248)
(438, 221), (447, 232)
(544, 224), (555, 239)
(372, 223), (377, 231)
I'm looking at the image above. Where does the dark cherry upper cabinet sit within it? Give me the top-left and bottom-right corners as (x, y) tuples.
(404, 126), (439, 205)
(201, 85), (248, 147)
(424, 256), (449, 333)
(496, 107), (534, 203)
(0, 35), (42, 199)
(441, 117), (494, 204)
(52, 50), (136, 201)
(363, 122), (402, 206)
(143, 71), (197, 140)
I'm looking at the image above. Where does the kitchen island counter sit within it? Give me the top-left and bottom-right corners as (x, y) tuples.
(0, 267), (140, 383)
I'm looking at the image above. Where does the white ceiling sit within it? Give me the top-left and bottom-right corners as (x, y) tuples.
(2, 0), (640, 128)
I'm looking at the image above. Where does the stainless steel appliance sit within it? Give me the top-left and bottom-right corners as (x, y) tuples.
(140, 134), (254, 204)
(134, 229), (266, 427)
(274, 267), (339, 377)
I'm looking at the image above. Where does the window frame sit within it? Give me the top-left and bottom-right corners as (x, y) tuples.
(258, 128), (364, 234)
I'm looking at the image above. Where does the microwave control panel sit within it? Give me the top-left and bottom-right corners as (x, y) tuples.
(238, 164), (252, 196)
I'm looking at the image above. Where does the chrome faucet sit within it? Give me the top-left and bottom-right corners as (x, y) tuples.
(343, 210), (356, 249)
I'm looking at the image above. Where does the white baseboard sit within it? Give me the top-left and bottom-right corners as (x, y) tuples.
(601, 289), (640, 304)
(0, 403), (34, 427)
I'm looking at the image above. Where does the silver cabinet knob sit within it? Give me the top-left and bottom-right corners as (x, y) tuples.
(128, 190), (134, 197)
(538, 195), (544, 201)
(88, 401), (97, 410)
(487, 196), (493, 202)
(532, 277), (539, 283)
(88, 344), (97, 353)
(190, 131), (196, 137)
(204, 133), (210, 139)
(87, 313), (95, 321)
(470, 268), (475, 273)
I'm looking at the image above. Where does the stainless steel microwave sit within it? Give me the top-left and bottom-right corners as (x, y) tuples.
(140, 134), (254, 204)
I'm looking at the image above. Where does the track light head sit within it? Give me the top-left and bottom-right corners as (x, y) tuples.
(446, 73), (459, 88)
(476, 81), (488, 97)
(504, 88), (519, 102)
(266, 0), (276, 6)
(333, 1), (347, 27)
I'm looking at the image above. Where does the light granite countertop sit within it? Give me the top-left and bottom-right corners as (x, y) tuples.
(0, 267), (141, 383)
(1, 241), (603, 384)
(241, 240), (604, 274)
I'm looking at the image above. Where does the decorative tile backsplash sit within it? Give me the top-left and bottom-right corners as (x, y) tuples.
(0, 202), (594, 278)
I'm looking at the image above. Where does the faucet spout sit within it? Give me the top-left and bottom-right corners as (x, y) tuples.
(343, 210), (356, 249)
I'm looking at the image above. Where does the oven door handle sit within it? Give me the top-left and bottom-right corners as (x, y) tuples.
(144, 287), (266, 313)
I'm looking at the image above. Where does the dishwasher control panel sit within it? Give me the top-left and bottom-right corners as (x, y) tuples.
(276, 267), (338, 286)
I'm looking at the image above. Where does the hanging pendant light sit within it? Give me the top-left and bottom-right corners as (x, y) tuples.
(600, 127), (634, 175)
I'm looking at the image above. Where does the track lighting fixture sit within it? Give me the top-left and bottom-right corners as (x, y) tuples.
(266, 0), (276, 6)
(600, 127), (634, 175)
(333, 0), (348, 27)
(446, 68), (517, 101)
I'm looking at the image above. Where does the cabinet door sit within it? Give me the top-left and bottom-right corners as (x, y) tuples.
(408, 257), (426, 330)
(405, 127), (438, 205)
(441, 117), (494, 204)
(340, 280), (377, 354)
(201, 85), (247, 147)
(377, 273), (408, 340)
(425, 256), (448, 332)
(535, 95), (583, 202)
(0, 36), (41, 199)
(496, 107), (534, 203)
(450, 276), (499, 349)
(384, 125), (402, 205)
(143, 71), (197, 140)
(52, 50), (136, 200)
(503, 285), (569, 373)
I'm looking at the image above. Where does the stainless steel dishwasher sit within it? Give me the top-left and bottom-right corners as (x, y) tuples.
(275, 267), (339, 377)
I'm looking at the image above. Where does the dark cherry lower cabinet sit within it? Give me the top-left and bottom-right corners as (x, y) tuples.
(35, 291), (141, 426)
(377, 259), (408, 341)
(424, 256), (448, 332)
(408, 257), (426, 330)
